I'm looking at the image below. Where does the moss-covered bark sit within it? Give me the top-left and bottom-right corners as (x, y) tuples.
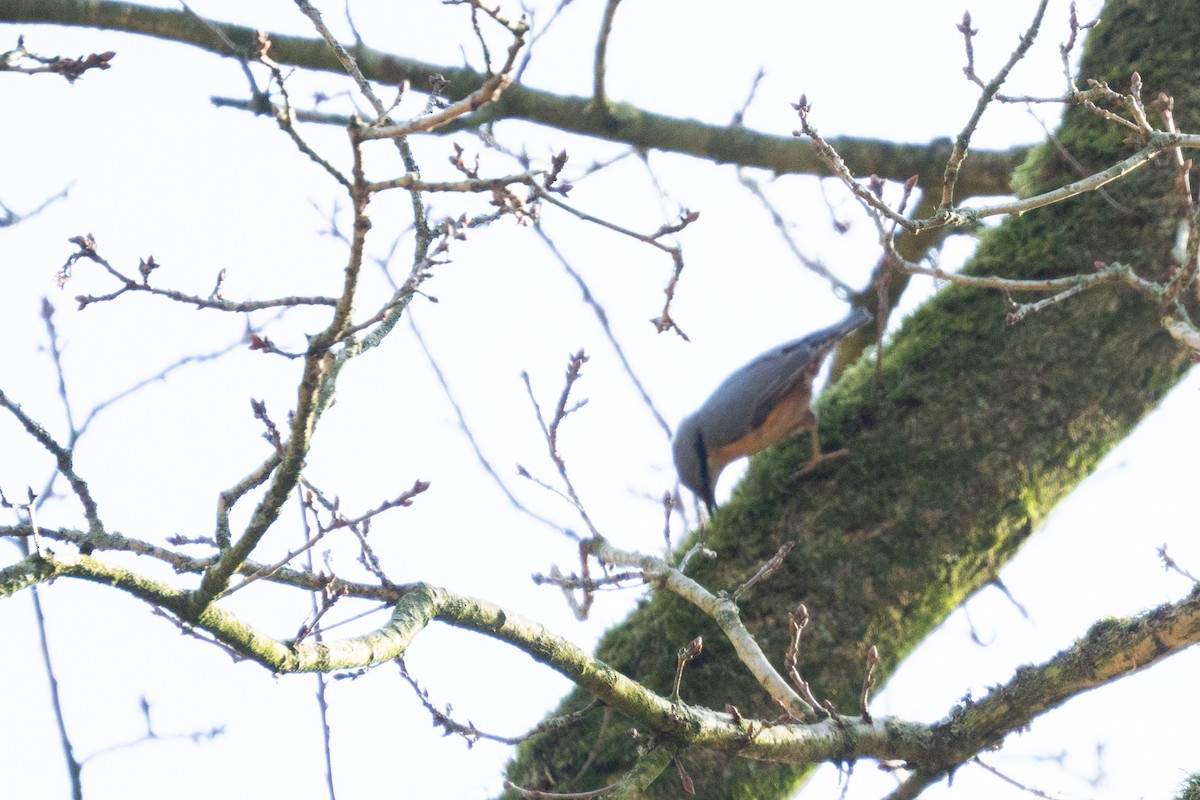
(503, 1), (1197, 796)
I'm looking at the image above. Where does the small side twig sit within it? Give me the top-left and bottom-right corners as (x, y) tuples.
(731, 542), (793, 602)
(971, 756), (1060, 799)
(784, 604), (826, 717)
(736, 168), (857, 299)
(534, 223), (674, 436)
(569, 706), (613, 788)
(859, 645), (880, 722)
(0, 390), (102, 536)
(521, 351), (599, 537)
(591, 0), (622, 108)
(671, 636), (703, 701)
(398, 659), (601, 747)
(1158, 543), (1199, 583)
(59, 234), (338, 314)
(945, 1), (1049, 206)
(0, 35), (114, 82)
(672, 754), (696, 796)
(502, 780), (620, 799)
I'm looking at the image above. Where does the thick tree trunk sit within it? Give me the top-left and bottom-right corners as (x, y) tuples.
(504, 1), (1196, 796)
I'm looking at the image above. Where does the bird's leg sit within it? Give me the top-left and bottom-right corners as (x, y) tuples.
(794, 425), (851, 477)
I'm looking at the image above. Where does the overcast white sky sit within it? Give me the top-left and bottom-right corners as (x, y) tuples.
(3, 1), (1198, 799)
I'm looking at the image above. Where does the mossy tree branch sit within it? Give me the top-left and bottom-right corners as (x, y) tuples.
(2, 0), (1198, 797)
(504, 1), (1200, 795)
(4, 538), (1196, 795)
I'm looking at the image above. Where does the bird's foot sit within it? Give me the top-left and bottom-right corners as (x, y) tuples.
(793, 448), (850, 478)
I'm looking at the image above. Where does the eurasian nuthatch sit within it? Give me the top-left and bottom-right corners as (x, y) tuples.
(673, 307), (872, 514)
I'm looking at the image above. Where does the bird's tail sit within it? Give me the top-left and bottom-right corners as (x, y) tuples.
(811, 306), (873, 348)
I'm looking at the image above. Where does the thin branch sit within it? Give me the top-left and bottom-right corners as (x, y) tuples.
(296, 477), (391, 584)
(288, 479), (337, 800)
(357, 12), (526, 140)
(81, 697), (223, 763)
(248, 30), (352, 190)
(945, 1), (1048, 205)
(0, 523), (405, 604)
(533, 224), (673, 437)
(736, 169), (857, 298)
(216, 522), (331, 600)
(531, 183), (688, 253)
(570, 706), (614, 789)
(958, 141), (1165, 223)
(407, 314), (564, 532)
(783, 604), (826, 717)
(399, 659), (601, 746)
(0, 390), (102, 535)
(521, 352), (599, 536)
(972, 757), (1060, 800)
(368, 171), (538, 194)
(29, 577), (83, 799)
(1158, 543), (1199, 583)
(0, 34), (113, 82)
(793, 98), (916, 232)
(292, 0), (386, 117)
(731, 542), (793, 602)
(0, 182), (71, 228)
(592, 0), (621, 108)
(60, 235), (338, 313)
(591, 538), (814, 720)
(503, 780), (620, 799)
(78, 334), (250, 438)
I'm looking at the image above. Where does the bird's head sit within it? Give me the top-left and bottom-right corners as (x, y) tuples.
(672, 413), (717, 515)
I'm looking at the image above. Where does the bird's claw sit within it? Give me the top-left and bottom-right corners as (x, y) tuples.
(794, 447), (851, 478)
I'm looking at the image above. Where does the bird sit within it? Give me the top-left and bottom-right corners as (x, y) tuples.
(672, 307), (872, 515)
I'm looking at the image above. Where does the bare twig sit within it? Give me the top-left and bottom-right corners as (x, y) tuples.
(407, 315), (564, 532)
(672, 636), (703, 701)
(793, 97), (916, 232)
(357, 13), (526, 140)
(0, 391), (102, 535)
(1023, 105), (1130, 213)
(521, 352), (599, 536)
(731, 542), (793, 602)
(736, 169), (857, 298)
(946, 1), (1049, 205)
(971, 757), (1060, 799)
(532, 566), (644, 593)
(592, 538), (813, 720)
(3, 485), (83, 800)
(592, 0), (622, 108)
(859, 645), (879, 722)
(503, 779), (621, 799)
(292, 0), (386, 117)
(0, 35), (114, 82)
(534, 224), (673, 437)
(60, 235), (338, 313)
(399, 659), (601, 746)
(248, 30), (352, 190)
(0, 182), (71, 228)
(784, 604), (826, 717)
(82, 696), (223, 762)
(1158, 544), (1199, 583)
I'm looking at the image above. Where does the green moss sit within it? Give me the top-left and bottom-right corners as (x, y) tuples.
(505, 2), (1196, 797)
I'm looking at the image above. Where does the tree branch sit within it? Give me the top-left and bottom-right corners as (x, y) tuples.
(0, 0), (1025, 189)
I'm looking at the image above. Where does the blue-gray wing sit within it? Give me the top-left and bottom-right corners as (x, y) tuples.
(694, 309), (871, 449)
